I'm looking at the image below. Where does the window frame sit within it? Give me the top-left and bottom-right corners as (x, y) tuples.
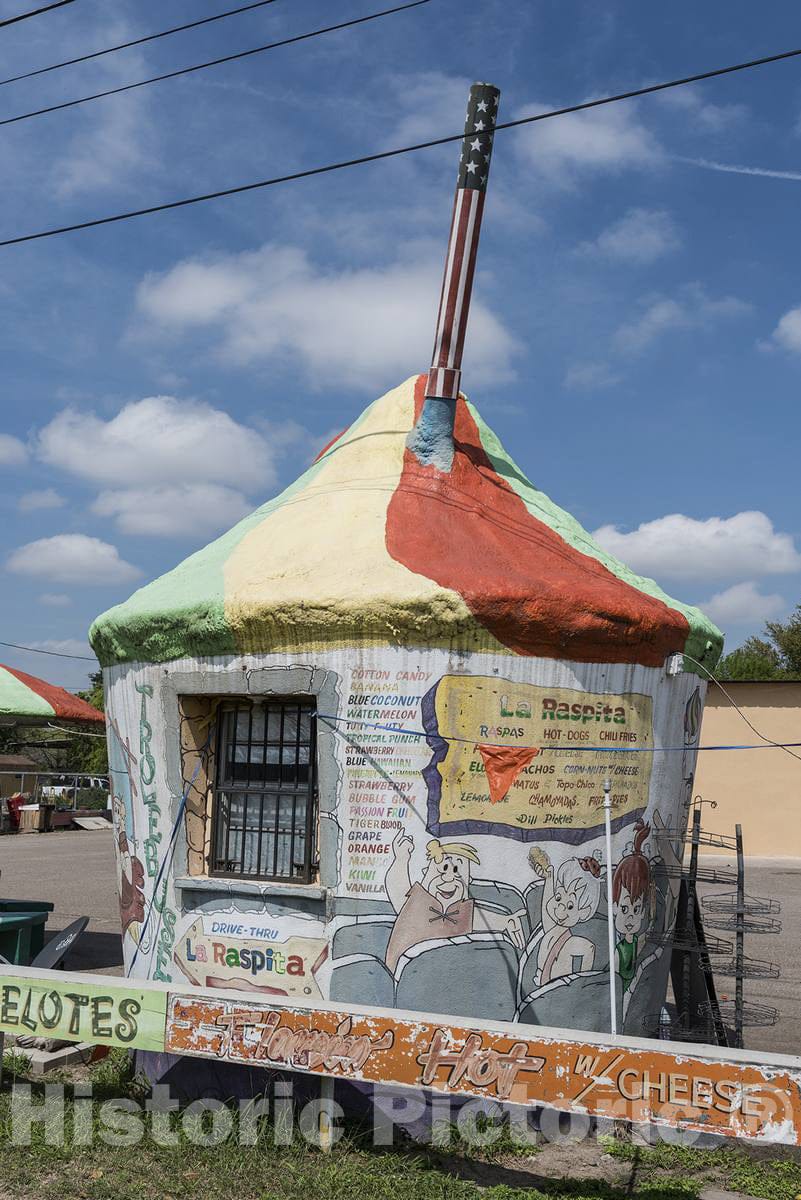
(209, 696), (318, 885)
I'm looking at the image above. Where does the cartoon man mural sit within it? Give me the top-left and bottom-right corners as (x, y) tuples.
(384, 833), (524, 973)
(112, 793), (146, 940)
(528, 847), (602, 986)
(613, 819), (652, 993)
(108, 718), (146, 942)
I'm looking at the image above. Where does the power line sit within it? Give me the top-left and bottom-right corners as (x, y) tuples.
(319, 710), (801, 755)
(0, 0), (430, 130)
(0, 0), (74, 29)
(0, 0), (282, 88)
(683, 653), (801, 767)
(0, 639), (97, 661)
(2, 39), (801, 248)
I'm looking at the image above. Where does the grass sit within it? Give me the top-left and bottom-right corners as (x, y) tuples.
(0, 1057), (799, 1200)
(2, 1049), (33, 1079)
(603, 1135), (801, 1200)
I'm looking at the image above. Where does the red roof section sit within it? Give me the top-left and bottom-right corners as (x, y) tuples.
(1, 664), (105, 723)
(386, 376), (690, 666)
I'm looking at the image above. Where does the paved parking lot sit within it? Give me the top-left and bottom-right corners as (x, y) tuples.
(0, 831), (798, 1053)
(0, 826), (123, 976)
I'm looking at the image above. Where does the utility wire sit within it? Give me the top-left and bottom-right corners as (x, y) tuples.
(0, 0), (430, 129)
(0, 639), (97, 661)
(0, 0), (74, 29)
(318, 710), (801, 756)
(2, 40), (801, 248)
(47, 721), (105, 736)
(0, 0), (281, 88)
(683, 653), (801, 767)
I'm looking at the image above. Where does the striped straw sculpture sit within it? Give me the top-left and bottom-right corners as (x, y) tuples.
(407, 81), (501, 470)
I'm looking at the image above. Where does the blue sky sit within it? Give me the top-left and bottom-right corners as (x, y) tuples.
(2, 0), (801, 689)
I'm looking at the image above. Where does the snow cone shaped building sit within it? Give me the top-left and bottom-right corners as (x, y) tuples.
(89, 83), (722, 1039)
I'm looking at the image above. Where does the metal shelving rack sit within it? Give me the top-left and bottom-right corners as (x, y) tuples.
(699, 821), (780, 1048)
(646, 804), (780, 1049)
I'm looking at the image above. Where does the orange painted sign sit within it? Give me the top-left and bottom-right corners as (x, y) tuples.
(166, 994), (801, 1144)
(5, 965), (800, 1145)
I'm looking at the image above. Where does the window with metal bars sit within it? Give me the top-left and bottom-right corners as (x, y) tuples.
(210, 699), (317, 883)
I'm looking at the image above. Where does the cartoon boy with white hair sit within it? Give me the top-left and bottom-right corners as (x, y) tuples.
(384, 832), (524, 972)
(529, 847), (602, 986)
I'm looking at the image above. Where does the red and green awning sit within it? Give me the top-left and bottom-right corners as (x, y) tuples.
(0, 664), (104, 724)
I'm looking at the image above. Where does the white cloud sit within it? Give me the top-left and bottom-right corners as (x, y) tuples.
(50, 22), (154, 199)
(657, 88), (748, 134)
(615, 298), (688, 353)
(378, 73), (545, 237)
(385, 71), (471, 146)
(54, 95), (153, 198)
(92, 483), (252, 537)
(135, 244), (520, 391)
(36, 396), (276, 492)
(593, 511), (801, 583)
(615, 284), (750, 354)
(563, 361), (620, 391)
(763, 305), (801, 354)
(576, 208), (681, 264)
(677, 156), (801, 184)
(514, 99), (661, 186)
(0, 434), (27, 466)
(701, 581), (785, 627)
(18, 488), (65, 513)
(38, 593), (72, 607)
(6, 534), (140, 585)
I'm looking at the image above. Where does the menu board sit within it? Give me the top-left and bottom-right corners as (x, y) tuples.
(339, 666), (433, 896)
(423, 675), (654, 843)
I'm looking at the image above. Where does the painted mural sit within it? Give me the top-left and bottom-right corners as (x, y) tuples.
(95, 645), (703, 1040)
(108, 717), (146, 944)
(105, 682), (181, 984)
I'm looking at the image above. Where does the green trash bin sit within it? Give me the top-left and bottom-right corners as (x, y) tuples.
(0, 900), (53, 960)
(0, 911), (50, 965)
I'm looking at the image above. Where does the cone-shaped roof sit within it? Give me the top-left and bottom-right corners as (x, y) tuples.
(0, 664), (104, 724)
(89, 375), (722, 674)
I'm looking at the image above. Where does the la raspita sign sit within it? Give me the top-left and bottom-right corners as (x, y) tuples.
(2, 967), (801, 1144)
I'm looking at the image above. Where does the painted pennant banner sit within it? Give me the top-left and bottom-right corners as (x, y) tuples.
(2, 966), (800, 1144)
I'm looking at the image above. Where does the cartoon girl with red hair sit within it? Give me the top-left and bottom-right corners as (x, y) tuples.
(612, 820), (651, 993)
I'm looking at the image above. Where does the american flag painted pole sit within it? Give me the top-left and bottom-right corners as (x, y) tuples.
(407, 81), (501, 470)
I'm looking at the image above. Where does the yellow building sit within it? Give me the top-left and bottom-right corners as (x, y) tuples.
(695, 681), (801, 856)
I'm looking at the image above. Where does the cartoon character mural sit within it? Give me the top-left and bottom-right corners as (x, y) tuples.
(612, 820), (652, 994)
(528, 847), (603, 987)
(108, 718), (146, 942)
(384, 833), (524, 972)
(682, 686), (703, 813)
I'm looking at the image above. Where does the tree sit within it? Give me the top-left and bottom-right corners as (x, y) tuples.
(61, 671), (108, 775)
(716, 605), (801, 681)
